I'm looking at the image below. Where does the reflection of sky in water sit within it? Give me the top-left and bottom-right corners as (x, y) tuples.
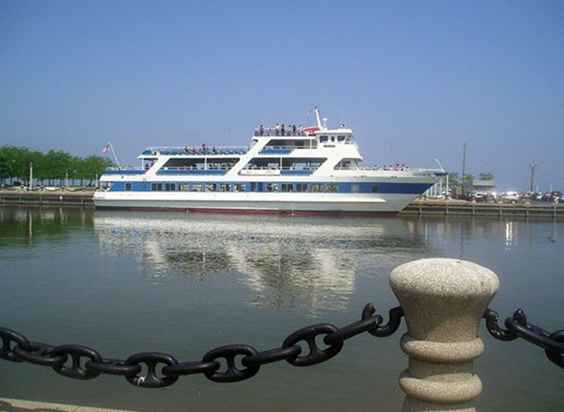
(94, 213), (426, 312)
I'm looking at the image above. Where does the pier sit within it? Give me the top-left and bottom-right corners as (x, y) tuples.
(403, 199), (564, 218)
(1, 191), (563, 217)
(0, 191), (94, 207)
(1, 191), (564, 218)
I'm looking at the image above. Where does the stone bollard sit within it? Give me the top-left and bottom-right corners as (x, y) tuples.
(390, 258), (499, 412)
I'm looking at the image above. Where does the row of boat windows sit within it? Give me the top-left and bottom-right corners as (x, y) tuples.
(319, 135), (351, 143)
(121, 182), (381, 193)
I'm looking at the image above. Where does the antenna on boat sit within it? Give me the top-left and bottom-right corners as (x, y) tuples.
(434, 158), (446, 173)
(314, 106), (324, 130)
(103, 142), (122, 169)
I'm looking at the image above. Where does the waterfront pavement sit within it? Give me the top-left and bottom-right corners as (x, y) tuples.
(0, 398), (136, 412)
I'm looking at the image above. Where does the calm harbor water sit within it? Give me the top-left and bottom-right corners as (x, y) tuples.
(0, 206), (562, 411)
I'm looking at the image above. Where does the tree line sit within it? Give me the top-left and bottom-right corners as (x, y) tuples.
(0, 146), (113, 186)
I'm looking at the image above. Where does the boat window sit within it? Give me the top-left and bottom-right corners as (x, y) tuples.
(206, 183), (216, 192)
(281, 184), (294, 192)
(372, 184), (379, 193)
(151, 183), (162, 191)
(330, 136), (335, 142)
(266, 183), (280, 192)
(346, 136), (353, 143)
(351, 184), (360, 193)
(337, 136), (346, 142)
(125, 183), (132, 191)
(319, 136), (328, 143)
(334, 159), (359, 170)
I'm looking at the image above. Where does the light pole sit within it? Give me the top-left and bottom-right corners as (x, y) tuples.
(529, 161), (538, 193)
(461, 142), (467, 198)
(29, 161), (33, 191)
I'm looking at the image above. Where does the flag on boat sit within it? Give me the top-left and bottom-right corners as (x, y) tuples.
(303, 127), (319, 136)
(102, 143), (111, 153)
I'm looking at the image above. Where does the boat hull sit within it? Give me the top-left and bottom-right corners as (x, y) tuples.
(94, 192), (418, 214)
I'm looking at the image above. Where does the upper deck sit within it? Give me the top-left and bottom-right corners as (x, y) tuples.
(102, 107), (442, 182)
(138, 108), (355, 160)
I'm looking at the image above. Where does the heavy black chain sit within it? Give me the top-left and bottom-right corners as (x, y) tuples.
(0, 303), (404, 388)
(484, 308), (564, 369)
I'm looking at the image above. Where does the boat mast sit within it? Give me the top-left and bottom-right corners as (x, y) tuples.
(314, 106), (324, 130)
(108, 142), (122, 169)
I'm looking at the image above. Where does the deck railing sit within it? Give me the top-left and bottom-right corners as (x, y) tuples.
(259, 146), (295, 154)
(103, 169), (146, 175)
(157, 168), (228, 175)
(142, 146), (249, 156)
(239, 166), (317, 176)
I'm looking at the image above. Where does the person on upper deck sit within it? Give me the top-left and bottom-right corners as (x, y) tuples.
(259, 125), (264, 136)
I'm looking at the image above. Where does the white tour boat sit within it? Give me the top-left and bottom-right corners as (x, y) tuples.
(94, 108), (443, 214)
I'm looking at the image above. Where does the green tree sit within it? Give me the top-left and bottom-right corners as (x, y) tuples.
(83, 156), (113, 179)
(0, 145), (114, 186)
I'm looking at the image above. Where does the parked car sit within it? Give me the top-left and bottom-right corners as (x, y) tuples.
(471, 192), (494, 202)
(501, 191), (520, 204)
(541, 191), (562, 202)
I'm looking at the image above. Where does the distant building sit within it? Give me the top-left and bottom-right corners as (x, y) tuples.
(472, 179), (496, 193)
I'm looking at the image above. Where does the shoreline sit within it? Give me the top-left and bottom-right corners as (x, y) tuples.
(0, 190), (563, 218)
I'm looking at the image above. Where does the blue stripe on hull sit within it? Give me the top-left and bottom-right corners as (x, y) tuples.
(105, 181), (433, 195)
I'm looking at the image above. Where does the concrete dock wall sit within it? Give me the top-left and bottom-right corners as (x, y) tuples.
(1, 191), (563, 217)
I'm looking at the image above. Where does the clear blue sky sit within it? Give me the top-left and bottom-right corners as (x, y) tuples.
(1, 0), (563, 190)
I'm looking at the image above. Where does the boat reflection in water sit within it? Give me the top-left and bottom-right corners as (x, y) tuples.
(93, 212), (425, 312)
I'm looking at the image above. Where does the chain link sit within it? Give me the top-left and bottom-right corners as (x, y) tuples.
(1, 305), (561, 388)
(0, 328), (31, 362)
(0, 304), (401, 387)
(484, 308), (564, 369)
